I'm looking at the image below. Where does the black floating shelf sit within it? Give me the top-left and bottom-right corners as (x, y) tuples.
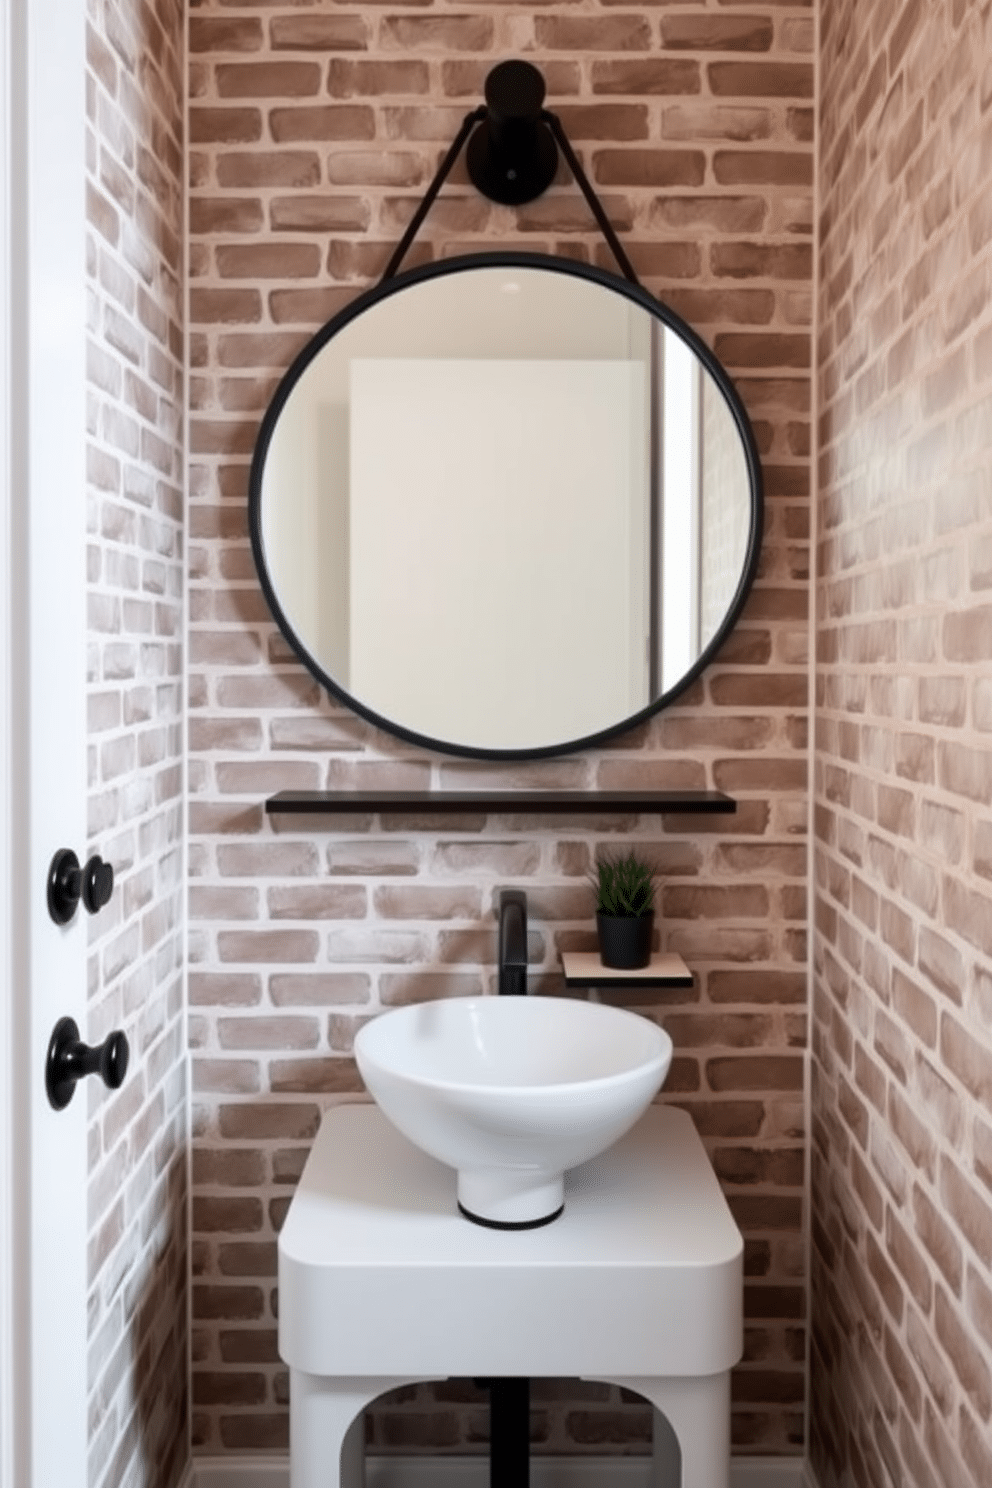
(265, 790), (736, 816)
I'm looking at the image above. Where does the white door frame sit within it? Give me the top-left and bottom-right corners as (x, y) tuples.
(1, 0), (88, 1483)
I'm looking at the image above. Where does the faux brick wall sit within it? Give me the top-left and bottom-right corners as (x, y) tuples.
(812, 1), (992, 1484)
(85, 2), (188, 1485)
(187, 0), (813, 1459)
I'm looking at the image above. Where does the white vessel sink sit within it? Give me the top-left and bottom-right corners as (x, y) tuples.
(353, 996), (673, 1229)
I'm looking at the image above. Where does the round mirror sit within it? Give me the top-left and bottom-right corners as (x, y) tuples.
(249, 252), (763, 759)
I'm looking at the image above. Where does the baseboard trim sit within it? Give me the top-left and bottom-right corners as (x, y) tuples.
(185, 1451), (819, 1487)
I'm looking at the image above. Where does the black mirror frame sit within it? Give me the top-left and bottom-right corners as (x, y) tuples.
(248, 250), (764, 761)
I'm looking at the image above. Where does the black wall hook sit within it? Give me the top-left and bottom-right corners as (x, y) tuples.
(48, 848), (114, 925)
(465, 60), (558, 206)
(46, 1017), (129, 1110)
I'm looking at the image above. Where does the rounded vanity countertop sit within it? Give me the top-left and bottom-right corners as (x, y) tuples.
(278, 1103), (743, 1380)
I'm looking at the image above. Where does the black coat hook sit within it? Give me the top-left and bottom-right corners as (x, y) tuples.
(46, 1017), (129, 1111)
(48, 848), (114, 925)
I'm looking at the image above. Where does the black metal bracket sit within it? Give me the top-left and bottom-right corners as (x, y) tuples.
(379, 60), (638, 287)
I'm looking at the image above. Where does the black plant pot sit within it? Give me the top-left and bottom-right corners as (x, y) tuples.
(596, 911), (655, 970)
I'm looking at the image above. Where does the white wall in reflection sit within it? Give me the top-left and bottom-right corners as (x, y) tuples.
(349, 358), (648, 751)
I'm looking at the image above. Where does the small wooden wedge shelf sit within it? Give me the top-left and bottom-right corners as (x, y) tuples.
(265, 789), (736, 816)
(560, 950), (694, 989)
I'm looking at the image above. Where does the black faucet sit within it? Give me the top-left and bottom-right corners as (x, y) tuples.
(497, 890), (528, 996)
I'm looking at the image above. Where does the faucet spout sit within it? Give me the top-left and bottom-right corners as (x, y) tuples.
(498, 890), (528, 996)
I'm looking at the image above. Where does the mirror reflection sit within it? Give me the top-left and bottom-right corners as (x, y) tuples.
(251, 255), (762, 757)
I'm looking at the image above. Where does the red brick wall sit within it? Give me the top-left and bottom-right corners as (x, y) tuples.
(85, 3), (188, 1486)
(188, 0), (813, 1458)
(812, 0), (992, 1483)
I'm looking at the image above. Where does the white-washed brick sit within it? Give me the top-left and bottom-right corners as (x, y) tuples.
(813, 0), (992, 1479)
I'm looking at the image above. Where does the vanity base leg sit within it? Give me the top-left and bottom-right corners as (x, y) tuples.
(289, 1370), (443, 1488)
(489, 1377), (529, 1488)
(585, 1373), (731, 1488)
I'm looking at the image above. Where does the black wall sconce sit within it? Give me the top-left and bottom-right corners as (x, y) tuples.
(381, 60), (637, 285)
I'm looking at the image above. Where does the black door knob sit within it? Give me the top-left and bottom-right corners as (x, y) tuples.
(46, 1017), (129, 1110)
(47, 848), (114, 924)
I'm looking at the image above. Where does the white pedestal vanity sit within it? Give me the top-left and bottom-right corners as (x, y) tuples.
(279, 1104), (744, 1488)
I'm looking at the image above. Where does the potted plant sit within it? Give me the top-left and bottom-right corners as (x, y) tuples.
(588, 850), (658, 969)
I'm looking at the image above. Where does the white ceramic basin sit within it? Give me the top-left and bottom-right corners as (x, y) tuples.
(353, 996), (673, 1229)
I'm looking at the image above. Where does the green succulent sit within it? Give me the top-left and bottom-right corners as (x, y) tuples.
(588, 851), (657, 918)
